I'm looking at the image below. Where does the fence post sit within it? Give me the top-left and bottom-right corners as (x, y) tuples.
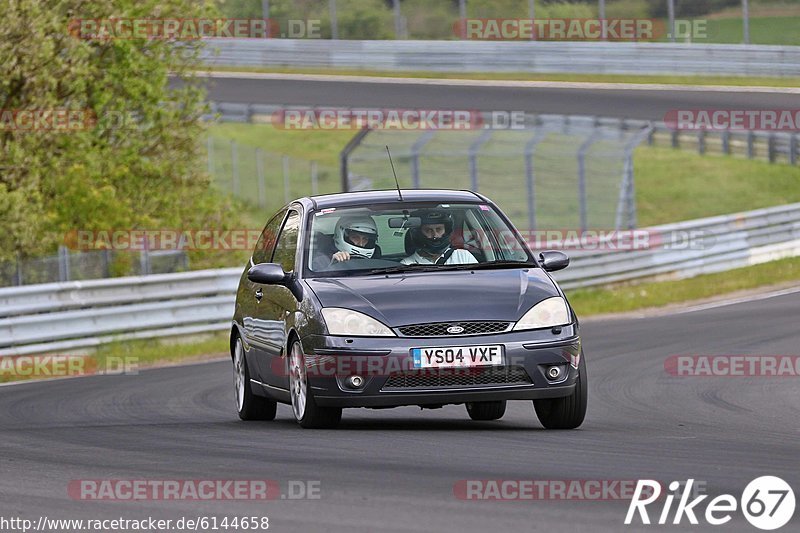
(524, 129), (550, 232)
(102, 249), (111, 277)
(58, 245), (70, 282)
(577, 131), (601, 232)
(468, 130), (493, 192)
(722, 130), (731, 154)
(311, 161), (319, 196)
(231, 140), (240, 197)
(329, 0), (339, 39)
(15, 252), (23, 286)
(140, 247), (150, 276)
(747, 131), (755, 159)
(282, 155), (291, 204)
(207, 136), (214, 176)
(339, 126), (372, 192)
(410, 130), (436, 188)
(768, 134), (776, 163)
(698, 130), (706, 155)
(615, 126), (651, 230)
(791, 134), (798, 165)
(256, 148), (266, 208)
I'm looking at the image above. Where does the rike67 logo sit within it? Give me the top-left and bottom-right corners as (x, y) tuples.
(626, 477), (795, 530)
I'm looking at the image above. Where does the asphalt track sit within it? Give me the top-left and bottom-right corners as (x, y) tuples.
(2, 289), (799, 532)
(197, 74), (800, 120)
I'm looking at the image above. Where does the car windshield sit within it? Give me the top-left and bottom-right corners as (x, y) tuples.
(304, 202), (535, 278)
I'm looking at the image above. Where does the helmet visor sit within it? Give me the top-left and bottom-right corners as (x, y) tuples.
(344, 228), (377, 249)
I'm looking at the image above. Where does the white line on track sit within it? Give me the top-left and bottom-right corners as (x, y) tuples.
(196, 71), (800, 94)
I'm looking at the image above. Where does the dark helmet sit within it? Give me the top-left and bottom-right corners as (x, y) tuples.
(411, 209), (453, 254)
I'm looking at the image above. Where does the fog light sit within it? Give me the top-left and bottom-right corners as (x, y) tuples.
(546, 366), (563, 380)
(345, 375), (364, 389)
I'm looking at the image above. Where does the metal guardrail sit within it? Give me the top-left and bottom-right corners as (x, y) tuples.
(201, 39), (800, 77)
(2, 203), (800, 356)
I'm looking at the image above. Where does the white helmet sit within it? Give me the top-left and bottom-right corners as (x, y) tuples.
(333, 215), (378, 258)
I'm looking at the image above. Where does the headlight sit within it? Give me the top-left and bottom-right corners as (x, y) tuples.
(513, 297), (571, 331)
(321, 308), (395, 337)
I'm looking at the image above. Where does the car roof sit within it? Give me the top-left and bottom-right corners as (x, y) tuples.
(300, 189), (486, 210)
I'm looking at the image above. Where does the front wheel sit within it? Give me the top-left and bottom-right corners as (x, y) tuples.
(289, 340), (342, 429)
(466, 400), (506, 421)
(233, 336), (277, 421)
(533, 352), (587, 429)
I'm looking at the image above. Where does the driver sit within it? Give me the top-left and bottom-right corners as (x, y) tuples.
(401, 209), (477, 265)
(330, 215), (378, 263)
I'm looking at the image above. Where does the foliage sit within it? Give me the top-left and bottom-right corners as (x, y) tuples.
(0, 0), (238, 263)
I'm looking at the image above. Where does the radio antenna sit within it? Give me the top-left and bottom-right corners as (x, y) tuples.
(385, 145), (403, 201)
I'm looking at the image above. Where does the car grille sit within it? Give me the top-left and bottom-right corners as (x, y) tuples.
(397, 321), (511, 337)
(381, 366), (531, 390)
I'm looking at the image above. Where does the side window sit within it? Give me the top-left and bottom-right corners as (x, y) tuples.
(272, 210), (300, 272)
(252, 209), (286, 264)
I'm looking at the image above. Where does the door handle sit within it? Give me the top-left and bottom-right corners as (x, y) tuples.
(255, 288), (263, 301)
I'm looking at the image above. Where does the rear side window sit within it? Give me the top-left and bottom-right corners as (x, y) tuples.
(252, 209), (286, 264)
(272, 210), (300, 272)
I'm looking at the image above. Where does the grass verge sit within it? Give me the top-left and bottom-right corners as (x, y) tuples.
(201, 66), (800, 89)
(566, 256), (800, 316)
(0, 333), (229, 384)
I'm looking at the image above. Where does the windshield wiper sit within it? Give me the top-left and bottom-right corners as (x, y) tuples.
(368, 264), (447, 275)
(445, 261), (538, 270)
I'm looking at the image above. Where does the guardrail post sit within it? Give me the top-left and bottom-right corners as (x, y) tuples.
(698, 130), (706, 155)
(747, 131), (755, 159)
(524, 129), (550, 232)
(791, 134), (798, 165)
(339, 126), (372, 192)
(722, 130), (731, 154)
(256, 148), (266, 208)
(410, 130), (436, 188)
(282, 155), (291, 204)
(58, 245), (70, 282)
(231, 140), (240, 196)
(671, 130), (679, 149)
(468, 130), (493, 192)
(311, 161), (319, 196)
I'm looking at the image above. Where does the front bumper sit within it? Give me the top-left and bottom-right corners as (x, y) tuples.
(300, 325), (582, 408)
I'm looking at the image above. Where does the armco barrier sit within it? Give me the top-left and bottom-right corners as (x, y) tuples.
(200, 39), (800, 77)
(2, 203), (800, 356)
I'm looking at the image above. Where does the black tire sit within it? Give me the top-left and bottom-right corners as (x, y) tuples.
(466, 400), (507, 421)
(289, 340), (342, 429)
(533, 353), (587, 429)
(233, 336), (277, 421)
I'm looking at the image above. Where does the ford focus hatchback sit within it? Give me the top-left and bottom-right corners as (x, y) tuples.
(231, 189), (586, 428)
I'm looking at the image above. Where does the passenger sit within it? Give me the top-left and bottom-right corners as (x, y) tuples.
(402, 209), (478, 265)
(330, 215), (379, 264)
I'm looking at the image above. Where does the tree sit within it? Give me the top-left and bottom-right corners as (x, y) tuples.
(0, 0), (236, 263)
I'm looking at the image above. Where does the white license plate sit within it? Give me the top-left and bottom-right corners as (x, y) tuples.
(411, 345), (504, 369)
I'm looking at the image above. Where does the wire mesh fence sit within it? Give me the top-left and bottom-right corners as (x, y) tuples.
(206, 136), (339, 213)
(0, 248), (188, 287)
(344, 115), (651, 231)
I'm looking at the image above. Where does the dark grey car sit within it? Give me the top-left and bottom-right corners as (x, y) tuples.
(231, 189), (586, 428)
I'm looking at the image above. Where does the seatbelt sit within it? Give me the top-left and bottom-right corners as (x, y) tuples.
(435, 247), (456, 265)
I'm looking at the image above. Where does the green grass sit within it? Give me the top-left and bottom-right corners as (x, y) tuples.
(0, 333), (230, 384)
(201, 65), (800, 88)
(635, 146), (800, 226)
(700, 17), (800, 46)
(567, 256), (800, 316)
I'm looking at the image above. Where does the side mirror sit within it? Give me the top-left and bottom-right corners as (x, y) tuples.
(539, 251), (570, 272)
(248, 263), (287, 284)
